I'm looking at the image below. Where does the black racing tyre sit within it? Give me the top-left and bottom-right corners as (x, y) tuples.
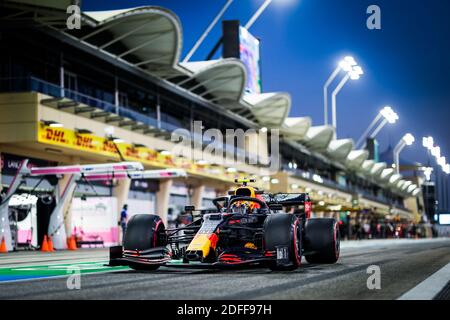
(264, 214), (302, 271)
(124, 214), (166, 271)
(124, 214), (166, 251)
(304, 218), (340, 264)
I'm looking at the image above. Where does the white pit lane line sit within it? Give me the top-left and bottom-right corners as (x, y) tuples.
(398, 262), (450, 300)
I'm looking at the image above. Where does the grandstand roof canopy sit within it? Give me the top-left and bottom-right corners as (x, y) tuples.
(281, 117), (312, 140)
(370, 162), (387, 177)
(243, 93), (291, 128)
(301, 125), (335, 152)
(389, 174), (402, 185)
(362, 160), (375, 173)
(407, 184), (417, 193)
(82, 7), (291, 128)
(380, 168), (395, 182)
(326, 139), (354, 161)
(401, 180), (413, 191)
(346, 150), (369, 170)
(83, 7), (184, 78)
(179, 59), (246, 106)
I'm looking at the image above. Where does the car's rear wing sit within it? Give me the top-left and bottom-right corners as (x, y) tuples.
(262, 193), (311, 206)
(263, 193), (312, 218)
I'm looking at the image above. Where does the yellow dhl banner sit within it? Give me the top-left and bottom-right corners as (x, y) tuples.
(37, 124), (248, 182)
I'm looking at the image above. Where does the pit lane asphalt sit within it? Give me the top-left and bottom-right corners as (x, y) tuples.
(1, 238), (450, 300)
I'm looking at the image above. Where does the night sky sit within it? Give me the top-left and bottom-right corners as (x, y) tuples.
(82, 0), (450, 172)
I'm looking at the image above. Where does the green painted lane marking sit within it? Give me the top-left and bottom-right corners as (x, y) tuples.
(0, 259), (193, 282)
(0, 261), (130, 282)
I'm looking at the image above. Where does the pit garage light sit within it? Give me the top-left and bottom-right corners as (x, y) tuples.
(402, 133), (415, 146)
(41, 120), (63, 128)
(260, 127), (268, 133)
(312, 174), (324, 184)
(271, 178), (280, 184)
(318, 201), (325, 206)
(291, 184), (299, 189)
(262, 176), (271, 182)
(196, 159), (209, 165)
(159, 150), (172, 156)
(110, 136), (124, 143)
(132, 143), (147, 148)
(288, 161), (298, 169)
(380, 106), (399, 124)
(75, 128), (93, 135)
(226, 167), (237, 173)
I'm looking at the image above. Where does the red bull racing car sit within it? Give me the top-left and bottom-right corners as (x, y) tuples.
(108, 179), (340, 271)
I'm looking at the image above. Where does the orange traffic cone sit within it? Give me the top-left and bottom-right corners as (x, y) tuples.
(68, 235), (77, 251)
(47, 236), (55, 252)
(0, 237), (7, 253)
(41, 235), (50, 252)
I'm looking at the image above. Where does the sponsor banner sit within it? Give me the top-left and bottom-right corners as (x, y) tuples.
(37, 124), (248, 183)
(1, 153), (55, 174)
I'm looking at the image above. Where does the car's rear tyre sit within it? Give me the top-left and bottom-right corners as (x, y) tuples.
(124, 214), (166, 271)
(304, 218), (340, 264)
(264, 214), (302, 271)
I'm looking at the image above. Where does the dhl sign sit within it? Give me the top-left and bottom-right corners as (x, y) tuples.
(37, 124), (248, 183)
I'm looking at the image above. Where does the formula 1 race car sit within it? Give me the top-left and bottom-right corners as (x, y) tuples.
(108, 179), (340, 271)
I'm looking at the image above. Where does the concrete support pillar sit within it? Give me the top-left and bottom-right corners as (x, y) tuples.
(0, 150), (2, 194)
(192, 184), (205, 209)
(58, 174), (74, 240)
(156, 179), (173, 225)
(404, 196), (421, 223)
(50, 174), (80, 249)
(63, 156), (80, 238)
(112, 178), (131, 244)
